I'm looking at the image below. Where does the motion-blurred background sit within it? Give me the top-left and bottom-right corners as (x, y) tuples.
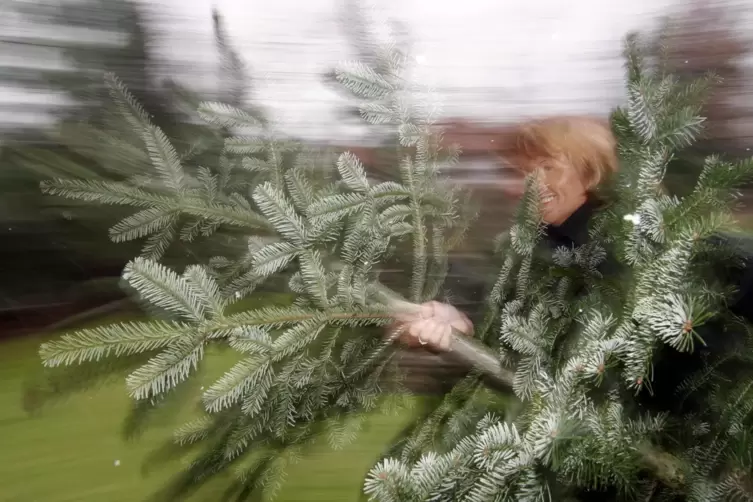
(2, 0), (753, 499)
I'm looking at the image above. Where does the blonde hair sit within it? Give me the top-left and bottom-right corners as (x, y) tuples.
(503, 116), (618, 194)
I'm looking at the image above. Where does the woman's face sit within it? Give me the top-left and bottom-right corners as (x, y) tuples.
(535, 160), (588, 225)
(500, 159), (588, 226)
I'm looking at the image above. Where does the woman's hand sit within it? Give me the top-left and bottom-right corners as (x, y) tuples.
(393, 301), (473, 351)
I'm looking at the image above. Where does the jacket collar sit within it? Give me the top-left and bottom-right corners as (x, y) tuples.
(544, 199), (597, 248)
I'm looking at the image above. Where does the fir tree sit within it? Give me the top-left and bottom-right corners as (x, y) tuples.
(363, 34), (753, 501)
(34, 26), (753, 502)
(37, 35), (471, 499)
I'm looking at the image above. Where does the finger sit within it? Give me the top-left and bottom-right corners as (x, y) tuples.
(408, 319), (427, 338)
(437, 324), (452, 351)
(464, 316), (474, 335)
(439, 302), (461, 322)
(426, 320), (445, 347)
(411, 319), (437, 346)
(450, 316), (474, 336)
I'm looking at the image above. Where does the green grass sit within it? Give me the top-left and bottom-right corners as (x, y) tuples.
(0, 301), (422, 502)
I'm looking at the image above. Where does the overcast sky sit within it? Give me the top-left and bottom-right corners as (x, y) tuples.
(3, 0), (733, 141)
(147, 0), (688, 140)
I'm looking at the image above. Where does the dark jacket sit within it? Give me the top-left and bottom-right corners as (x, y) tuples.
(446, 199), (601, 327)
(445, 200), (753, 411)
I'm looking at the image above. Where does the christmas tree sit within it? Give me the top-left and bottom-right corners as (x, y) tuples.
(36, 33), (472, 499)
(35, 26), (753, 502)
(363, 34), (753, 501)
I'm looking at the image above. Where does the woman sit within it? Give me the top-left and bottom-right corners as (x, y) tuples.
(397, 115), (619, 350)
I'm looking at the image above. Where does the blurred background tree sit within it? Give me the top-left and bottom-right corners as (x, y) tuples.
(0, 0), (168, 328)
(0, 0), (264, 334)
(658, 1), (753, 197)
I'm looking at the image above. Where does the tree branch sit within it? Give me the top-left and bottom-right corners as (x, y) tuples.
(442, 329), (689, 490)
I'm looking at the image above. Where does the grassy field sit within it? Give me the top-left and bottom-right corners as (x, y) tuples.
(0, 303), (422, 502)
